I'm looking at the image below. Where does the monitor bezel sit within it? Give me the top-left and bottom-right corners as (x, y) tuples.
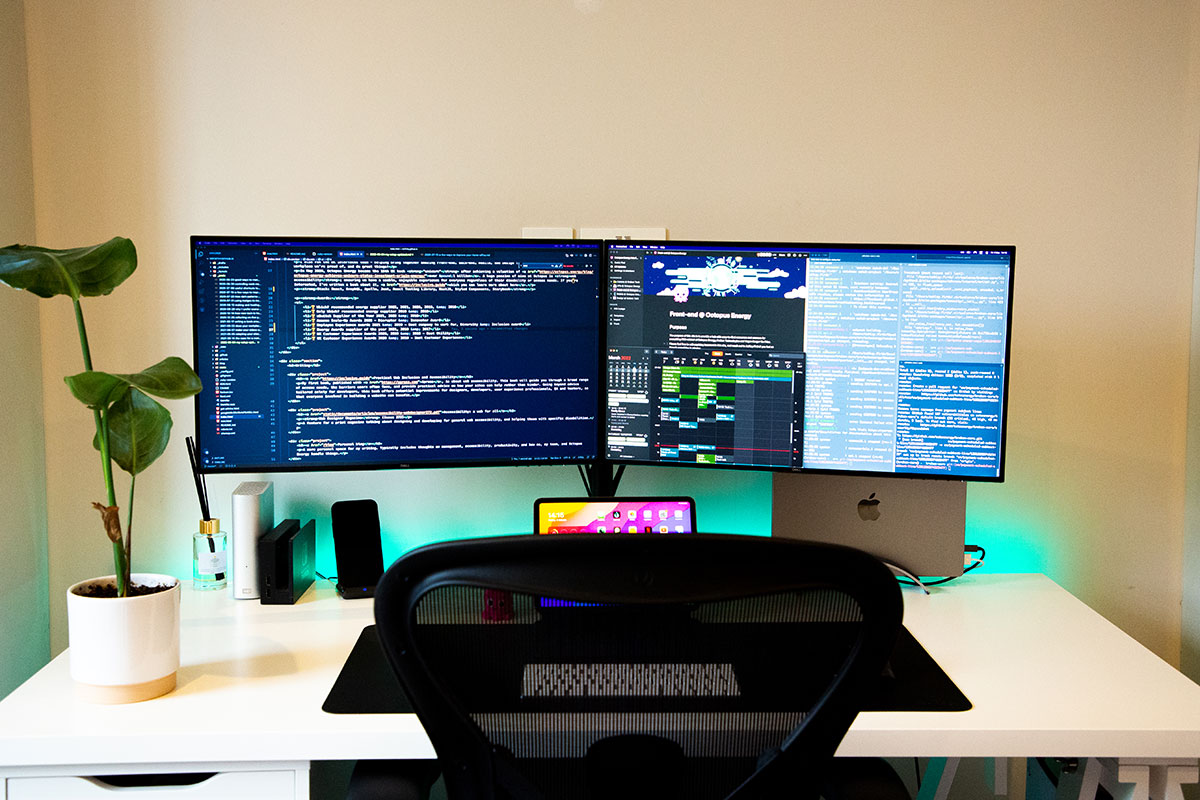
(600, 239), (1016, 483)
(190, 234), (607, 475)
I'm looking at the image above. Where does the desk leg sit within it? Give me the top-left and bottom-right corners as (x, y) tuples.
(990, 757), (1027, 799)
(1116, 759), (1200, 800)
(917, 757), (960, 800)
(1074, 757), (1106, 800)
(1053, 757), (1128, 800)
(1165, 764), (1200, 799)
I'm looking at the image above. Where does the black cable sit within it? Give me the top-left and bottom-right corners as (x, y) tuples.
(897, 545), (985, 588)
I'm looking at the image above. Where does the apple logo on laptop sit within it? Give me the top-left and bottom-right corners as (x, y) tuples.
(857, 492), (881, 521)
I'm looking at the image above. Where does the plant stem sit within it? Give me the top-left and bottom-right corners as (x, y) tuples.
(111, 540), (128, 592)
(71, 295), (93, 370)
(125, 472), (135, 587)
(73, 296), (127, 596)
(72, 297), (116, 505)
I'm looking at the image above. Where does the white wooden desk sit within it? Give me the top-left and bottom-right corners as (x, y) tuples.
(1, 574), (1198, 799)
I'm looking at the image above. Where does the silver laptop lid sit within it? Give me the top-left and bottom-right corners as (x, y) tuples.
(771, 473), (965, 578)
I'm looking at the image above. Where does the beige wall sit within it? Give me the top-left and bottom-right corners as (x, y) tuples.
(21, 1), (1200, 662)
(1184, 0), (1200, 683)
(0, 0), (49, 698)
(1186, 158), (1200, 682)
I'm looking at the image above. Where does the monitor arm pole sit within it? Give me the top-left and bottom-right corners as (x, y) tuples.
(580, 460), (624, 497)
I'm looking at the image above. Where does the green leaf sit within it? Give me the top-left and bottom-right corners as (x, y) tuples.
(0, 237), (136, 299)
(67, 357), (202, 408)
(103, 388), (172, 475)
(122, 357), (203, 399)
(65, 371), (127, 409)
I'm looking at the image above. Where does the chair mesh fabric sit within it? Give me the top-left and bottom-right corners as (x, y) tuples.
(373, 535), (901, 800)
(409, 585), (862, 798)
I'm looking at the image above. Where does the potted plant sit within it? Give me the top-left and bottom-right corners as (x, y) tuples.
(0, 237), (202, 703)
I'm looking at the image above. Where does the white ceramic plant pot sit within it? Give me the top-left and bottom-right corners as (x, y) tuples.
(66, 573), (181, 704)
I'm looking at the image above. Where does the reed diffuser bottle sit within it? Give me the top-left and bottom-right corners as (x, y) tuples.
(193, 518), (227, 590)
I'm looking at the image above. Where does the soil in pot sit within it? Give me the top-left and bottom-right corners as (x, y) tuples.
(73, 580), (174, 598)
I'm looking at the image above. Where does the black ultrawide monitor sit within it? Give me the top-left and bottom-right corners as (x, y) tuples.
(191, 236), (602, 472)
(604, 241), (1015, 480)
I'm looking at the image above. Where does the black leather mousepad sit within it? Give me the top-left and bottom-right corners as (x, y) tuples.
(323, 625), (413, 714)
(321, 624), (970, 714)
(868, 626), (971, 711)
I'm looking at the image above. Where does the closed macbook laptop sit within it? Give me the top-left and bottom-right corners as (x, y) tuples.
(771, 474), (965, 578)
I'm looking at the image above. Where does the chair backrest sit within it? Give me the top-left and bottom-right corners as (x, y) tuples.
(373, 533), (902, 800)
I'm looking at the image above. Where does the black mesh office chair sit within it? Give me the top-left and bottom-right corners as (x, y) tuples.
(355, 533), (906, 800)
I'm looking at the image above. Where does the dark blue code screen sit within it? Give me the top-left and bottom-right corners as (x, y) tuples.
(192, 237), (601, 471)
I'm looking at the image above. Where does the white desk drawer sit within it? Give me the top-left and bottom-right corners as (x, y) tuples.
(7, 770), (297, 799)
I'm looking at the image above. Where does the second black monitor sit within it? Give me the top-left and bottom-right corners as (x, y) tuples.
(604, 241), (1014, 480)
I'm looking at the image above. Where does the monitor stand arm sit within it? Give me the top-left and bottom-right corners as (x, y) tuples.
(580, 461), (625, 497)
